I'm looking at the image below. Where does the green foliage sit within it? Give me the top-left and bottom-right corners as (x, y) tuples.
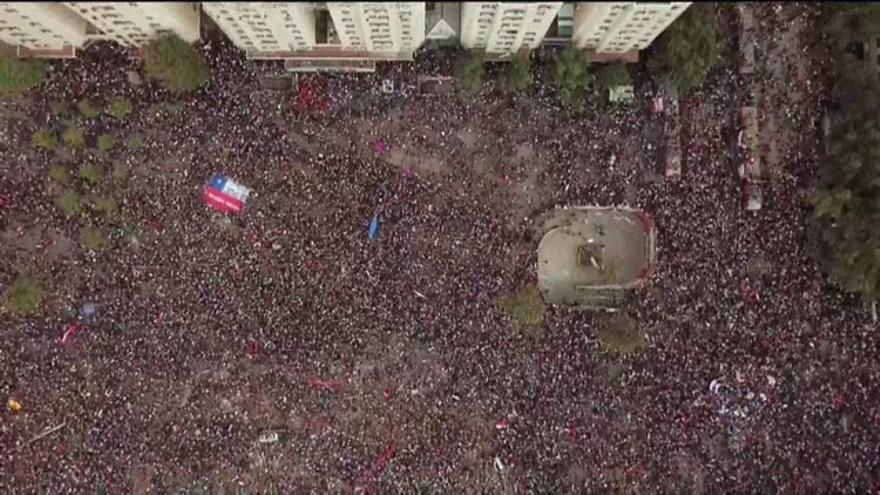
(55, 190), (81, 215)
(107, 97), (133, 118)
(92, 196), (118, 217)
(97, 134), (114, 152)
(32, 130), (57, 150)
(4, 275), (44, 316)
(142, 35), (209, 93)
(455, 49), (486, 94)
(650, 6), (717, 94)
(77, 98), (101, 119)
(50, 100), (69, 116)
(597, 314), (647, 357)
(78, 164), (103, 185)
(812, 113), (880, 299)
(825, 3), (880, 47)
(80, 226), (107, 251)
(504, 51), (533, 94)
(595, 62), (632, 99)
(49, 165), (69, 183)
(498, 285), (547, 332)
(112, 162), (128, 180)
(62, 126), (85, 148)
(127, 134), (144, 150)
(552, 45), (591, 108)
(0, 59), (46, 97)
(831, 65), (880, 116)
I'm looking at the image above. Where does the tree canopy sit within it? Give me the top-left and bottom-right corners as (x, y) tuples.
(595, 61), (632, 100)
(552, 45), (591, 108)
(813, 113), (880, 299)
(504, 50), (533, 94)
(455, 49), (486, 94)
(142, 35), (208, 93)
(0, 59), (46, 97)
(650, 6), (717, 94)
(825, 3), (880, 47)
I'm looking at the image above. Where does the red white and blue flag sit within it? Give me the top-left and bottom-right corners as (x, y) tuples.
(203, 173), (251, 214)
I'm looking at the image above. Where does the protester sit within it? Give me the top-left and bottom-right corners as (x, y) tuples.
(0, 3), (871, 493)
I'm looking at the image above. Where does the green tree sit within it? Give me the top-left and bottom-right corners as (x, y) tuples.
(650, 6), (717, 94)
(825, 3), (880, 50)
(62, 126), (85, 148)
(595, 61), (632, 100)
(97, 134), (114, 152)
(4, 275), (44, 316)
(830, 63), (880, 116)
(455, 49), (486, 94)
(107, 97), (133, 118)
(55, 190), (82, 215)
(81, 226), (107, 251)
(813, 113), (880, 299)
(552, 45), (591, 108)
(0, 59), (45, 97)
(32, 130), (57, 150)
(78, 164), (103, 185)
(504, 50), (533, 94)
(497, 285), (547, 342)
(127, 134), (144, 150)
(49, 165), (69, 183)
(597, 314), (647, 357)
(77, 98), (101, 119)
(142, 35), (209, 93)
(92, 196), (118, 217)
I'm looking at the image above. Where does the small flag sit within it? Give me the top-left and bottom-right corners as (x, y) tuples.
(652, 97), (664, 113)
(373, 139), (388, 156)
(368, 213), (380, 240)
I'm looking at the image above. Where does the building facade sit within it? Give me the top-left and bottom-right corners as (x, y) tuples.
(0, 2), (199, 57)
(204, 2), (425, 68)
(326, 2), (425, 57)
(0, 2), (87, 57)
(0, 2), (690, 64)
(63, 2), (199, 47)
(460, 2), (562, 55)
(201, 2), (316, 57)
(572, 2), (690, 54)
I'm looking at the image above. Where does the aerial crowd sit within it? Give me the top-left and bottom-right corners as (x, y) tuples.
(1, 3), (877, 493)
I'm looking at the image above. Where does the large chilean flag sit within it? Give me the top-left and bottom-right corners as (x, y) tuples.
(204, 173), (251, 214)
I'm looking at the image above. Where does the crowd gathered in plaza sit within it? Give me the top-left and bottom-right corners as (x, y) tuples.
(1, 3), (878, 493)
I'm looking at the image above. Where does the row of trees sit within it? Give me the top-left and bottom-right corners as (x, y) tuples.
(2, 4), (718, 101)
(454, 5), (717, 105)
(0, 35), (207, 98)
(455, 46), (632, 107)
(813, 5), (880, 300)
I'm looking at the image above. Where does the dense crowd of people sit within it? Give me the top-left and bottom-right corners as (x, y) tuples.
(1, 3), (876, 493)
